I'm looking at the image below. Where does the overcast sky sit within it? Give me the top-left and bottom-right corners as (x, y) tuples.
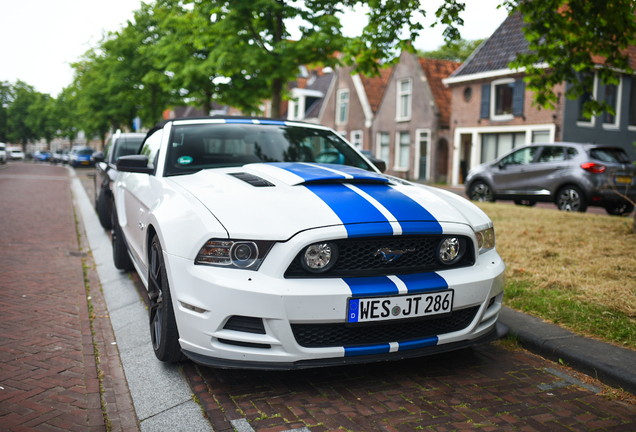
(0, 0), (508, 97)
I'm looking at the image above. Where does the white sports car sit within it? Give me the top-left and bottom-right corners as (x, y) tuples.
(113, 116), (507, 369)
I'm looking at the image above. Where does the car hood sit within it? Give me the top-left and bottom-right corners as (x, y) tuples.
(168, 163), (490, 240)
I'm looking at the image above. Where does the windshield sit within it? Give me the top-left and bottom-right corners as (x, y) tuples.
(165, 123), (371, 176)
(590, 148), (631, 164)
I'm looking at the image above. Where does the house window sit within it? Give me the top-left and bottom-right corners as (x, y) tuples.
(378, 132), (390, 165)
(532, 130), (550, 143)
(603, 76), (621, 128)
(577, 72), (596, 126)
(336, 89), (349, 125)
(416, 129), (431, 180)
(629, 77), (636, 128)
(481, 132), (526, 163)
(490, 79), (515, 119)
(293, 101), (300, 120)
(395, 131), (410, 170)
(396, 78), (412, 121)
(350, 130), (363, 149)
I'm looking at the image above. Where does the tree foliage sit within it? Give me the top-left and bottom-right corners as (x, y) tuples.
(503, 0), (636, 118)
(417, 39), (483, 62)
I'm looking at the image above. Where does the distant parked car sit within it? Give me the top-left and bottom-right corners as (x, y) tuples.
(465, 142), (636, 216)
(92, 132), (145, 229)
(7, 147), (25, 161)
(0, 143), (6, 164)
(68, 147), (94, 167)
(32, 150), (51, 162)
(52, 149), (69, 164)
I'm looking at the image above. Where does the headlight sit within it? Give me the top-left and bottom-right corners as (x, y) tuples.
(475, 228), (495, 254)
(300, 242), (338, 273)
(437, 237), (466, 265)
(195, 239), (274, 270)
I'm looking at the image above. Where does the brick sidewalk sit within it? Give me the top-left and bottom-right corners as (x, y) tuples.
(0, 163), (137, 431)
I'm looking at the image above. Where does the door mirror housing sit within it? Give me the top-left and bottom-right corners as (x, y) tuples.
(116, 155), (154, 174)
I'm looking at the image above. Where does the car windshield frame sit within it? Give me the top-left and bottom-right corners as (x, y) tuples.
(164, 123), (372, 177)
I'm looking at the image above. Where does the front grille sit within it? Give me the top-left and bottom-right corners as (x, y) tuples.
(291, 306), (479, 348)
(285, 235), (474, 278)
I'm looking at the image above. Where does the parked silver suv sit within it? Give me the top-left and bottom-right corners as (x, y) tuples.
(465, 142), (636, 215)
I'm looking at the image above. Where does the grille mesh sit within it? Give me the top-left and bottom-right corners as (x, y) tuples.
(285, 235), (474, 278)
(291, 306), (479, 348)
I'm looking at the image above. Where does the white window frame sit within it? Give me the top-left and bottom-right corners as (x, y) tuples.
(376, 132), (390, 166)
(393, 131), (410, 172)
(490, 78), (515, 121)
(413, 128), (432, 180)
(350, 130), (363, 149)
(602, 75), (622, 130)
(576, 72), (597, 128)
(396, 78), (412, 122)
(336, 88), (350, 126)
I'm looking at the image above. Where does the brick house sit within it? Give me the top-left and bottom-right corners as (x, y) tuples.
(445, 11), (636, 186)
(370, 52), (459, 182)
(320, 63), (393, 153)
(285, 66), (336, 124)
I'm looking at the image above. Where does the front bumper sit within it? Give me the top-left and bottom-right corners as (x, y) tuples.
(162, 237), (507, 368)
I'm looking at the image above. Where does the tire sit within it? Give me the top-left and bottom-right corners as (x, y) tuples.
(112, 212), (134, 271)
(514, 199), (537, 207)
(468, 181), (495, 202)
(148, 235), (184, 362)
(556, 186), (587, 212)
(96, 190), (113, 229)
(605, 203), (635, 216)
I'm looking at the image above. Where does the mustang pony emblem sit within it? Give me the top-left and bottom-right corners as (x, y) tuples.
(374, 248), (415, 263)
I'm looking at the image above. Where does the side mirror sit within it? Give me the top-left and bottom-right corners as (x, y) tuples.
(91, 151), (105, 163)
(498, 161), (506, 170)
(117, 155), (154, 174)
(372, 159), (387, 173)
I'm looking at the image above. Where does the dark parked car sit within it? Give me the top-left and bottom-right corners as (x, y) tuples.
(465, 142), (636, 215)
(93, 132), (146, 229)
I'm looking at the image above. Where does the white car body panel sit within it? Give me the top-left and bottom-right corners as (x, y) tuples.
(112, 117), (507, 369)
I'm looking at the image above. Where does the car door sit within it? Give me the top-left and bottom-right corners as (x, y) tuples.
(521, 146), (571, 196)
(491, 146), (539, 196)
(118, 129), (163, 271)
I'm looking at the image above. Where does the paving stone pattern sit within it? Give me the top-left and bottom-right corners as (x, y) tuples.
(0, 163), (137, 432)
(186, 345), (636, 431)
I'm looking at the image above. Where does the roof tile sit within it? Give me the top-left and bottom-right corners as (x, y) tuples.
(418, 58), (461, 128)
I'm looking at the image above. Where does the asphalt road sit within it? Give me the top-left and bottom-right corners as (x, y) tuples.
(65, 163), (636, 432)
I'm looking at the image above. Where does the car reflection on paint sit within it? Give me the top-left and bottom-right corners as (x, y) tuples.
(111, 116), (507, 369)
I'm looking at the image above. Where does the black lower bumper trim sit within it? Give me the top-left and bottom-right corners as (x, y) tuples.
(181, 322), (509, 371)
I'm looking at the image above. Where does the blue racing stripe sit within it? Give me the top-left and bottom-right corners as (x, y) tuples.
(396, 273), (448, 294)
(355, 184), (442, 234)
(344, 343), (391, 357)
(398, 336), (439, 351)
(343, 276), (399, 298)
(304, 183), (393, 237)
(275, 163), (347, 182)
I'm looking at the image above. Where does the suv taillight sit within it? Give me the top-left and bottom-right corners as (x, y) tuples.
(581, 162), (606, 173)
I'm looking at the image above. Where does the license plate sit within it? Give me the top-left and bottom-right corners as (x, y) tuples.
(347, 290), (454, 324)
(615, 176), (632, 185)
(81, 160), (89, 165)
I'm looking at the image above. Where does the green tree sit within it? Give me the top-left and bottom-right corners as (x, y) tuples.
(6, 81), (38, 147)
(503, 0), (636, 118)
(27, 93), (58, 146)
(0, 81), (13, 143)
(55, 86), (80, 146)
(418, 39), (483, 62)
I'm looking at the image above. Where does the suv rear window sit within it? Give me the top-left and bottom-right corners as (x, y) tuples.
(590, 148), (631, 163)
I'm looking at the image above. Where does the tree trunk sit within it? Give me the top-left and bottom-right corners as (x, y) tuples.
(271, 78), (282, 118)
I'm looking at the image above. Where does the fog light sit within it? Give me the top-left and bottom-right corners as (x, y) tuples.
(438, 237), (464, 265)
(301, 242), (338, 273)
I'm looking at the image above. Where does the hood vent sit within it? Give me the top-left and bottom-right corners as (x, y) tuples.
(229, 172), (275, 187)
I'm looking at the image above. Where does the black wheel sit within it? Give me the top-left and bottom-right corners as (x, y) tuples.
(556, 186), (587, 212)
(468, 181), (495, 202)
(112, 212), (133, 271)
(605, 203), (635, 216)
(148, 235), (184, 362)
(514, 199), (537, 207)
(96, 190), (112, 229)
